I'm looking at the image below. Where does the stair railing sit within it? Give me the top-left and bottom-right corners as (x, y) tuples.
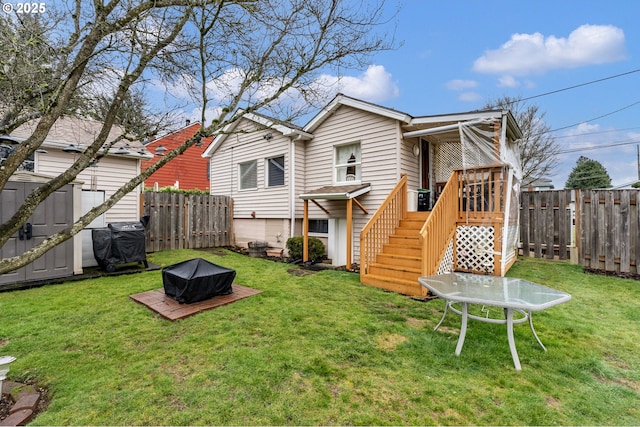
(360, 175), (408, 276)
(420, 164), (509, 276)
(419, 171), (459, 276)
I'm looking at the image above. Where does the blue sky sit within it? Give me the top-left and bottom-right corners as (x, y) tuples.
(344, 0), (640, 188)
(166, 0), (640, 189)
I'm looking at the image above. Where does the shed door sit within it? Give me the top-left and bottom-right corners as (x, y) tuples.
(0, 182), (74, 285)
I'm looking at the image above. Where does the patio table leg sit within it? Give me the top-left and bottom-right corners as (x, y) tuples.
(506, 308), (522, 370)
(434, 301), (451, 331)
(528, 311), (547, 351)
(455, 301), (469, 356)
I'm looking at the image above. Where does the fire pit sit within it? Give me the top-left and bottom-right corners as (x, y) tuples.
(162, 258), (235, 304)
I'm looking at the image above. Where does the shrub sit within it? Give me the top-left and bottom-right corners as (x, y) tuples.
(286, 236), (325, 262)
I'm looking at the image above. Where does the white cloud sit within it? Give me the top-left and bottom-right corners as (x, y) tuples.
(317, 65), (399, 103)
(445, 79), (478, 90)
(498, 75), (520, 88)
(473, 24), (626, 76)
(553, 123), (640, 188)
(458, 92), (482, 102)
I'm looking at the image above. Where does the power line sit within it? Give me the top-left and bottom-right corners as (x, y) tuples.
(552, 126), (640, 139)
(547, 100), (640, 134)
(504, 68), (640, 106)
(558, 137), (640, 154)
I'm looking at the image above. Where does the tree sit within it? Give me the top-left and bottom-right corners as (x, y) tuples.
(565, 156), (612, 189)
(0, 0), (395, 274)
(84, 88), (181, 141)
(484, 96), (559, 185)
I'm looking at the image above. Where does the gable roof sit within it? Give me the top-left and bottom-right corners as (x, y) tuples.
(142, 122), (213, 190)
(10, 115), (151, 159)
(202, 111), (313, 158)
(304, 93), (412, 133)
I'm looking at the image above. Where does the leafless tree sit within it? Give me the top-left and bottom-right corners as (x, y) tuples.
(485, 95), (559, 185)
(0, 0), (395, 274)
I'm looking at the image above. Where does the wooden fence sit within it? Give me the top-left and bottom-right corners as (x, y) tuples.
(520, 188), (640, 277)
(579, 189), (640, 275)
(519, 189), (573, 260)
(142, 192), (233, 252)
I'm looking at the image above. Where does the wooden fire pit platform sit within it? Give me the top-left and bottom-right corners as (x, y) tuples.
(130, 284), (262, 321)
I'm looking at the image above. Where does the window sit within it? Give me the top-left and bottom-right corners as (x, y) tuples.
(239, 160), (257, 190)
(266, 155), (285, 187)
(0, 145), (34, 172)
(335, 143), (361, 183)
(308, 219), (328, 234)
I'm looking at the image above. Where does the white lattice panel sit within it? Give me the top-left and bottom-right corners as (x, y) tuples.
(436, 237), (455, 274)
(456, 225), (495, 274)
(433, 142), (463, 182)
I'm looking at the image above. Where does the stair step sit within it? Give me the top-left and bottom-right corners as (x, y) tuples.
(360, 273), (427, 297)
(382, 243), (421, 257)
(392, 228), (421, 237)
(388, 235), (420, 246)
(368, 263), (421, 281)
(405, 212), (430, 221)
(398, 219), (425, 230)
(375, 253), (421, 269)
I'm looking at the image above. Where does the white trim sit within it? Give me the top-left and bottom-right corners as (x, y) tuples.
(305, 94), (412, 133)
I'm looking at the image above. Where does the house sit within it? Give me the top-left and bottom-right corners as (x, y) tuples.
(1, 115), (151, 285)
(524, 177), (555, 191)
(141, 121), (213, 191)
(204, 94), (523, 296)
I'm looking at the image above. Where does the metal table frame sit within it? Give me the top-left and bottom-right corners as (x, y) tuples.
(418, 273), (571, 370)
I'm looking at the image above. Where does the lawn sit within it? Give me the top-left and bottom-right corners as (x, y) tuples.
(1, 249), (639, 425)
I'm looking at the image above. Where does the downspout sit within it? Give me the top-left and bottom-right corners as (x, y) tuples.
(289, 135), (302, 242)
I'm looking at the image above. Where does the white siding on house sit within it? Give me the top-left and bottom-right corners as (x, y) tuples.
(209, 117), (292, 219)
(303, 105), (404, 262)
(36, 149), (141, 223)
(400, 137), (421, 190)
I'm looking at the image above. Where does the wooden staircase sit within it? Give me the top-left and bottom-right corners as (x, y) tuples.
(361, 211), (429, 296)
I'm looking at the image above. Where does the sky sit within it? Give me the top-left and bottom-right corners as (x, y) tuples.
(165, 0), (640, 189)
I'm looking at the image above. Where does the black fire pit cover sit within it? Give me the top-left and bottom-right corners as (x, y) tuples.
(162, 258), (235, 304)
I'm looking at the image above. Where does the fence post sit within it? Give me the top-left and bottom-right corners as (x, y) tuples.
(571, 189), (580, 265)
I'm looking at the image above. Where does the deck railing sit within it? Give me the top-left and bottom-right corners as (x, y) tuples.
(419, 172), (460, 276)
(421, 164), (509, 275)
(360, 175), (408, 274)
(455, 165), (508, 223)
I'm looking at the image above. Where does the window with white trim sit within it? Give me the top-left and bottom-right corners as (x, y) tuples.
(266, 155), (285, 187)
(308, 219), (328, 234)
(239, 160), (257, 190)
(335, 142), (361, 183)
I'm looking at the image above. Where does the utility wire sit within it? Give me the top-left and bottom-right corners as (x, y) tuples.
(552, 126), (640, 139)
(558, 137), (640, 154)
(502, 68), (640, 106)
(546, 100), (640, 134)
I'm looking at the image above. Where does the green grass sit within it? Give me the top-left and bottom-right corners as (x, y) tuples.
(1, 250), (639, 425)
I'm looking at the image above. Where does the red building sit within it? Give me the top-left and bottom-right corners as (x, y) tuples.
(142, 122), (213, 191)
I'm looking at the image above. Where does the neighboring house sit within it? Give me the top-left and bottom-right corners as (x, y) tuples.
(204, 94), (523, 297)
(1, 115), (151, 285)
(141, 121), (213, 191)
(524, 178), (555, 191)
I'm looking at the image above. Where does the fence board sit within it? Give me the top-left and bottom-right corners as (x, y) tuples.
(519, 189), (572, 260)
(142, 192), (232, 252)
(580, 189), (640, 275)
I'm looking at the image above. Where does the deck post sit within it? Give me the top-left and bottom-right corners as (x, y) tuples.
(346, 198), (353, 270)
(303, 199), (309, 262)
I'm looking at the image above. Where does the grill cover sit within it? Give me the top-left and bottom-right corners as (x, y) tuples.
(108, 222), (147, 264)
(162, 258), (235, 304)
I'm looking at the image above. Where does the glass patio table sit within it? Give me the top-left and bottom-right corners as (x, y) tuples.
(418, 273), (571, 370)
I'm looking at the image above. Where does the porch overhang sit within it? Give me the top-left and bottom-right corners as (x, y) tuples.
(299, 183), (371, 270)
(299, 183), (371, 200)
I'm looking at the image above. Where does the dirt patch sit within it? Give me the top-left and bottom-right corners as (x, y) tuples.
(287, 268), (316, 277)
(375, 333), (408, 350)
